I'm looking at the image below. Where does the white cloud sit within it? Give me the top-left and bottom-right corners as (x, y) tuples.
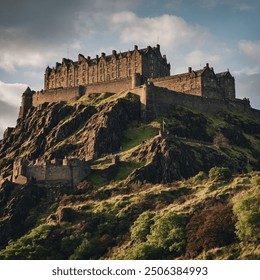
(0, 81), (26, 138)
(0, 81), (27, 107)
(110, 12), (209, 49)
(185, 50), (221, 68)
(239, 40), (260, 61)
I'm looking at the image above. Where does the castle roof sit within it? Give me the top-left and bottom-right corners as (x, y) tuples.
(216, 70), (233, 78)
(47, 45), (166, 71)
(22, 86), (32, 96)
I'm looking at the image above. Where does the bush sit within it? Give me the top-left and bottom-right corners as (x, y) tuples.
(116, 243), (163, 260)
(193, 171), (208, 183)
(186, 203), (236, 258)
(130, 211), (155, 242)
(147, 212), (187, 257)
(213, 133), (229, 148)
(233, 186), (260, 242)
(209, 166), (232, 181)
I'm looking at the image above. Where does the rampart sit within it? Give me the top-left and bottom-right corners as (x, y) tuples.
(32, 86), (85, 107)
(12, 157), (90, 187)
(131, 83), (254, 120)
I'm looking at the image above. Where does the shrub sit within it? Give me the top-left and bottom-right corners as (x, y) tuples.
(213, 133), (229, 148)
(116, 243), (163, 260)
(209, 166), (232, 181)
(233, 186), (260, 242)
(186, 203), (236, 258)
(130, 211), (155, 242)
(193, 171), (208, 183)
(147, 212), (187, 257)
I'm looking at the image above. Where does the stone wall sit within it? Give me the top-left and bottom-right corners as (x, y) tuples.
(85, 77), (132, 94)
(32, 86), (85, 107)
(12, 158), (90, 187)
(132, 83), (252, 120)
(149, 75), (202, 96)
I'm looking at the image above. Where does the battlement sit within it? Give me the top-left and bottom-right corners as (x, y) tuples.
(12, 157), (90, 187)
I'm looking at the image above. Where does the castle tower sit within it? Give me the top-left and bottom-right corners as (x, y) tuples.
(18, 87), (33, 119)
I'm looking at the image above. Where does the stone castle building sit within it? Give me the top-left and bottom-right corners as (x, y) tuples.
(18, 44), (258, 121)
(44, 45), (170, 90)
(12, 157), (90, 187)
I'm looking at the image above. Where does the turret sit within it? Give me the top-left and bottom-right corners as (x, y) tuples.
(18, 87), (33, 119)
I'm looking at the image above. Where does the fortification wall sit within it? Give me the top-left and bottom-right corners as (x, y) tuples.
(32, 86), (84, 107)
(85, 77), (132, 94)
(149, 75), (202, 96)
(12, 158), (90, 187)
(133, 84), (252, 120)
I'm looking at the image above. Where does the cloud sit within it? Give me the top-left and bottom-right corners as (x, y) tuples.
(185, 50), (221, 68)
(0, 0), (139, 72)
(235, 73), (260, 109)
(110, 12), (208, 49)
(0, 81), (27, 138)
(239, 40), (260, 61)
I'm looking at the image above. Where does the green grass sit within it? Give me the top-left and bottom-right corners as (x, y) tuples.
(122, 121), (159, 151)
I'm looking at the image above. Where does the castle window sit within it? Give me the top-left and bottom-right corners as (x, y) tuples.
(83, 78), (86, 83)
(128, 69), (131, 76)
(61, 77), (64, 82)
(118, 70), (121, 77)
(69, 75), (72, 80)
(150, 53), (153, 58)
(83, 65), (86, 70)
(112, 73), (114, 78)
(107, 74), (110, 80)
(100, 75), (103, 81)
(82, 71), (85, 77)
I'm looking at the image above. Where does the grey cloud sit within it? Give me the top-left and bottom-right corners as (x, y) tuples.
(0, 100), (19, 138)
(236, 73), (260, 109)
(0, 0), (138, 42)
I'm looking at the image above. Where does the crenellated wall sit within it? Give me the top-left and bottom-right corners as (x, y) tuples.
(12, 158), (90, 187)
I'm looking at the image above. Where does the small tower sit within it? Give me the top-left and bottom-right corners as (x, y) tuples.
(18, 87), (33, 119)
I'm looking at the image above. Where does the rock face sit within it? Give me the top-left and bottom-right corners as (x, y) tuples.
(125, 135), (241, 185)
(0, 181), (43, 247)
(0, 93), (140, 176)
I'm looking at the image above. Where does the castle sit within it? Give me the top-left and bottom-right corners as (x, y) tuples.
(12, 157), (90, 187)
(4, 44), (259, 187)
(18, 44), (253, 121)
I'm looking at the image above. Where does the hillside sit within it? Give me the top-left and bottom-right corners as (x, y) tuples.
(0, 91), (259, 259)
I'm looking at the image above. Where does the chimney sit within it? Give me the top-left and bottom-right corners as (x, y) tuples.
(188, 67), (192, 73)
(87, 56), (91, 60)
(156, 44), (160, 50)
(134, 45), (138, 50)
(206, 63), (209, 68)
(112, 50), (117, 55)
(101, 52), (105, 57)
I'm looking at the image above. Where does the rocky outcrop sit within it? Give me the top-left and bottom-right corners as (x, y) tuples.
(0, 93), (140, 175)
(125, 135), (240, 185)
(0, 181), (43, 248)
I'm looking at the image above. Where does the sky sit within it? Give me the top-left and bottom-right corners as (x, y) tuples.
(0, 0), (259, 137)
